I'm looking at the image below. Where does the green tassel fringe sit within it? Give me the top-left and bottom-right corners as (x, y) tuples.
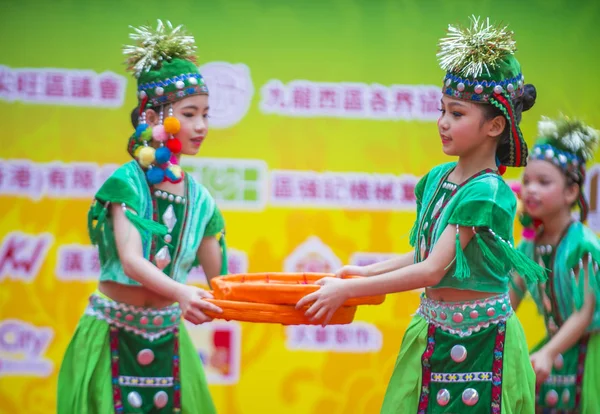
(219, 231), (228, 276)
(409, 220), (418, 248)
(88, 201), (108, 245)
(475, 232), (504, 272)
(124, 208), (168, 237)
(572, 262), (586, 311)
(454, 229), (470, 280)
(494, 234), (547, 284)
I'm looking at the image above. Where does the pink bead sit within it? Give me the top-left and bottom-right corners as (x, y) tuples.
(522, 228), (536, 240)
(509, 182), (521, 196)
(470, 310), (479, 319)
(153, 316), (164, 326)
(452, 312), (464, 323)
(125, 314), (134, 322)
(140, 316), (149, 325)
(152, 125), (168, 142)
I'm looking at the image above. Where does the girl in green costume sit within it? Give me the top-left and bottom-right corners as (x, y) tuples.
(510, 115), (600, 413)
(297, 16), (545, 413)
(57, 20), (227, 413)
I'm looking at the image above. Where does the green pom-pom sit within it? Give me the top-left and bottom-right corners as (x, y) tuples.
(140, 127), (153, 142)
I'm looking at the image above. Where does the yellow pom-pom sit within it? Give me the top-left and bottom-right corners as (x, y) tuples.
(164, 117), (181, 134)
(133, 146), (143, 158)
(138, 146), (156, 167)
(170, 165), (183, 180)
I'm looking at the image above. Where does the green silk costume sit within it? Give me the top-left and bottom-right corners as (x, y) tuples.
(381, 163), (544, 413)
(517, 222), (600, 412)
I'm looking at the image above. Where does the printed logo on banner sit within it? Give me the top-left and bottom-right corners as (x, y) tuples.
(188, 248), (249, 285)
(285, 322), (383, 352)
(55, 245), (100, 282)
(270, 169), (418, 210)
(0, 65), (126, 108)
(585, 164), (600, 232)
(181, 157), (268, 211)
(0, 232), (53, 282)
(0, 320), (54, 377)
(260, 79), (440, 121)
(284, 236), (342, 273)
(0, 159), (119, 200)
(199, 62), (254, 129)
(185, 321), (241, 385)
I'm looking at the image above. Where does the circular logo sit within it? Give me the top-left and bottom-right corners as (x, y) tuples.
(199, 62), (254, 129)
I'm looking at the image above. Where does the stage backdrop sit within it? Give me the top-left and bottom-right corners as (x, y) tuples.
(1, 0), (600, 412)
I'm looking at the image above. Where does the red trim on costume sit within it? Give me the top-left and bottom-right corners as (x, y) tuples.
(491, 320), (507, 413)
(110, 327), (124, 413)
(417, 323), (437, 413)
(493, 93), (521, 167)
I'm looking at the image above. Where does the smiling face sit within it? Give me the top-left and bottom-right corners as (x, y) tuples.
(146, 94), (210, 156)
(521, 159), (579, 221)
(171, 94), (210, 155)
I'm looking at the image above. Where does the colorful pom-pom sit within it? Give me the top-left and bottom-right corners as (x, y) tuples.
(138, 146), (156, 167)
(498, 165), (507, 176)
(146, 167), (165, 184)
(135, 124), (148, 138)
(519, 212), (533, 227)
(166, 138), (182, 154)
(170, 155), (178, 165)
(522, 227), (536, 240)
(152, 125), (168, 142)
(133, 145), (143, 158)
(163, 117), (181, 134)
(140, 127), (153, 142)
(165, 165), (183, 183)
(155, 147), (172, 164)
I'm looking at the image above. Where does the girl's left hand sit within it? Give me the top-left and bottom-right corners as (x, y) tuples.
(530, 350), (554, 385)
(296, 277), (349, 325)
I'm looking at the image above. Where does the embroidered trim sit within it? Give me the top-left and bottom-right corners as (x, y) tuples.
(543, 374), (577, 386)
(118, 375), (174, 387)
(138, 73), (202, 90)
(110, 327), (124, 414)
(417, 293), (513, 337)
(491, 320), (506, 414)
(430, 371), (492, 382)
(420, 293), (510, 311)
(85, 306), (178, 341)
(173, 327), (182, 412)
(90, 294), (180, 315)
(417, 323), (437, 414)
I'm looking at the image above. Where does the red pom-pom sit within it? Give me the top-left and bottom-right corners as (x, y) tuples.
(498, 165), (507, 175)
(166, 138), (182, 154)
(533, 219), (543, 228)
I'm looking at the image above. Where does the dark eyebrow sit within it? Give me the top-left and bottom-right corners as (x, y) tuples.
(181, 105), (198, 110)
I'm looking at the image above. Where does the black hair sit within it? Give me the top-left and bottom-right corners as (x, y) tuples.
(481, 84), (537, 165)
(130, 105), (161, 129)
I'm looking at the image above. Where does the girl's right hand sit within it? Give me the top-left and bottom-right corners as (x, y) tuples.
(334, 265), (369, 278)
(177, 286), (223, 325)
